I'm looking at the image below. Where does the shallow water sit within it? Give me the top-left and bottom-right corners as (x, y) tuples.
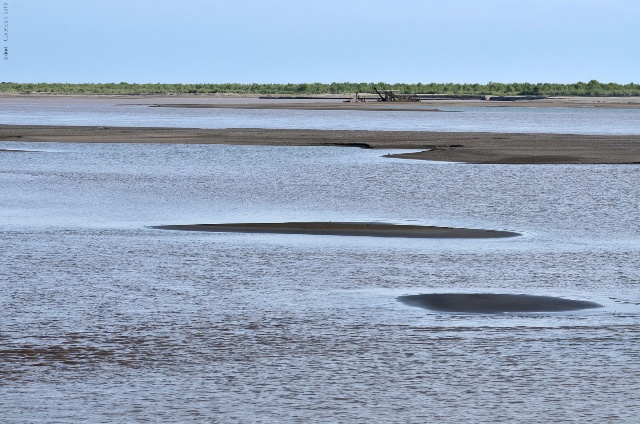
(2, 96), (640, 134)
(1, 140), (639, 422)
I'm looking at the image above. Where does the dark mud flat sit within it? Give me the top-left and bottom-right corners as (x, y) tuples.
(151, 222), (520, 239)
(398, 293), (602, 313)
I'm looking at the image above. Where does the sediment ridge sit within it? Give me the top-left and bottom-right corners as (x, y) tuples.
(3, 124), (640, 164)
(398, 293), (603, 313)
(151, 222), (520, 239)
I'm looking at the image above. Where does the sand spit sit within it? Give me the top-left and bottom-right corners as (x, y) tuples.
(3, 125), (640, 164)
(151, 222), (520, 239)
(398, 293), (603, 313)
(387, 133), (640, 164)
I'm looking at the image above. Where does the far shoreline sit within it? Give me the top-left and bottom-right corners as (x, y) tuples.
(2, 92), (640, 108)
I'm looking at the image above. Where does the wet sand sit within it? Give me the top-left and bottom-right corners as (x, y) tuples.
(388, 134), (640, 164)
(151, 222), (520, 239)
(149, 98), (640, 110)
(2, 93), (640, 108)
(3, 124), (640, 164)
(398, 293), (602, 313)
(90, 94), (640, 110)
(150, 102), (446, 112)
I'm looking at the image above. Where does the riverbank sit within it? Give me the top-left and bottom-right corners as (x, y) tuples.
(2, 92), (640, 108)
(149, 96), (640, 110)
(3, 124), (640, 164)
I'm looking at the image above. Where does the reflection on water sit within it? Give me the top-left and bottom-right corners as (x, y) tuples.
(1, 142), (640, 422)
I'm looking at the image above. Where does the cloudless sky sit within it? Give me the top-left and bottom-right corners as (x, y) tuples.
(1, 0), (639, 84)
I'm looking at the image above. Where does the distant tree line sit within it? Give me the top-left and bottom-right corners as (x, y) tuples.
(1, 80), (639, 96)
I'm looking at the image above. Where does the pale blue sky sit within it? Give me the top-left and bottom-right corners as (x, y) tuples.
(2, 0), (639, 83)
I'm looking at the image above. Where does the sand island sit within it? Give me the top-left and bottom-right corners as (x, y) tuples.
(398, 293), (603, 313)
(151, 222), (520, 239)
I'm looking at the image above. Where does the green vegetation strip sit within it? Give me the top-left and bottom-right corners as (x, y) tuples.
(2, 80), (639, 96)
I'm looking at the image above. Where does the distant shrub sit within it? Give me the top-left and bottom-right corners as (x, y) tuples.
(1, 81), (639, 96)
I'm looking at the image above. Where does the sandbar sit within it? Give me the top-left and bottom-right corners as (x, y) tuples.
(0, 148), (34, 153)
(136, 95), (640, 109)
(151, 222), (520, 239)
(150, 102), (446, 112)
(398, 293), (602, 313)
(3, 93), (639, 108)
(3, 124), (640, 164)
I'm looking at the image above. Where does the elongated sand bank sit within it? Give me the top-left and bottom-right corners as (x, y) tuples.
(3, 93), (639, 108)
(398, 293), (602, 313)
(150, 103), (446, 112)
(3, 124), (640, 164)
(146, 96), (640, 109)
(151, 222), (520, 239)
(149, 100), (640, 110)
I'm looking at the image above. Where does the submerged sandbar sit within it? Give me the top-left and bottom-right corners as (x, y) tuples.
(151, 222), (520, 239)
(398, 293), (602, 313)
